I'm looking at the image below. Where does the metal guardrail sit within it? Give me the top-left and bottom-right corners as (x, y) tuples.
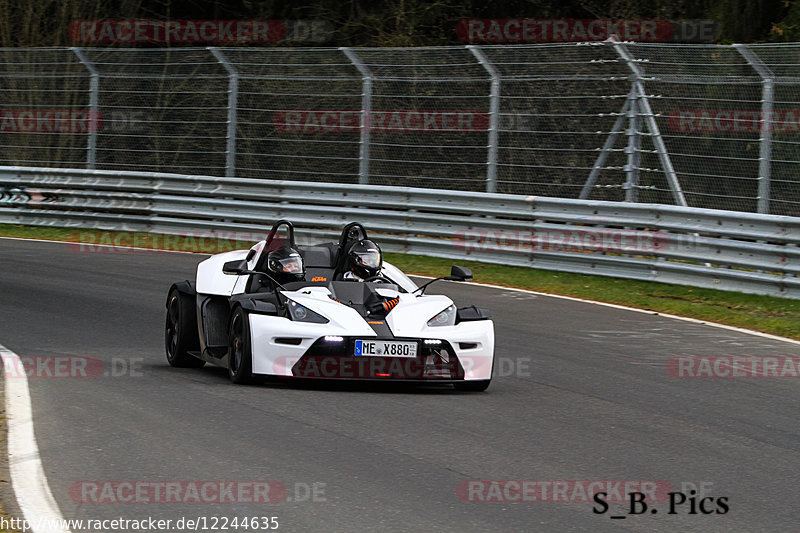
(1, 165), (800, 298)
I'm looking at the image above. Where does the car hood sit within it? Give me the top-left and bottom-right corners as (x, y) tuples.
(281, 287), (453, 338)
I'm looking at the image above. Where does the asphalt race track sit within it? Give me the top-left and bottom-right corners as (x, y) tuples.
(1, 238), (800, 532)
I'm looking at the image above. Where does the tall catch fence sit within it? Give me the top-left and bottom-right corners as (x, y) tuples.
(0, 42), (799, 215)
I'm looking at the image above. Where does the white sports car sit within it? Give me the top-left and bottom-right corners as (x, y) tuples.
(165, 220), (495, 391)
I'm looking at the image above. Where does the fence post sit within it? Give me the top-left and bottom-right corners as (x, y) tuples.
(468, 45), (500, 194)
(612, 39), (687, 207)
(580, 97), (630, 199)
(624, 92), (642, 202)
(70, 47), (99, 170)
(341, 47), (372, 185)
(734, 44), (774, 214)
(208, 47), (239, 178)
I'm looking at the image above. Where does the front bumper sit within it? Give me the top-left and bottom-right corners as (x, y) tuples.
(248, 314), (495, 381)
(291, 337), (465, 380)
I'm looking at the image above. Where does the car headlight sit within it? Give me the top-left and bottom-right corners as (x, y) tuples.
(427, 305), (456, 327)
(287, 299), (329, 324)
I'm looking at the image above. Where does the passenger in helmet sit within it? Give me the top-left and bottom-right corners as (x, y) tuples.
(266, 245), (305, 285)
(343, 239), (382, 281)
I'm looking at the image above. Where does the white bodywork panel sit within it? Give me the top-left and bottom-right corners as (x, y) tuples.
(196, 250), (250, 295)
(384, 294), (451, 335)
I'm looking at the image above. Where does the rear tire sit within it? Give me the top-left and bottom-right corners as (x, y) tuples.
(165, 289), (204, 368)
(228, 307), (254, 384)
(454, 380), (491, 392)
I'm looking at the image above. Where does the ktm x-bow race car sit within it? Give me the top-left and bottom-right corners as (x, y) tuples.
(165, 221), (494, 390)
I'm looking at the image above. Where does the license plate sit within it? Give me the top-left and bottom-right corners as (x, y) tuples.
(355, 340), (417, 358)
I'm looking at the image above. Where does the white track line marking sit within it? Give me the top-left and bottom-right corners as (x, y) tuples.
(1, 345), (70, 533)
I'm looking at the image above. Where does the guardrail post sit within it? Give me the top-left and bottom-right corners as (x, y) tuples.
(341, 47), (373, 185)
(468, 45), (500, 194)
(209, 48), (239, 178)
(611, 39), (687, 207)
(70, 47), (99, 170)
(734, 44), (774, 214)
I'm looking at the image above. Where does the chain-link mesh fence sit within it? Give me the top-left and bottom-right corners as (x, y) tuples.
(1, 43), (799, 215)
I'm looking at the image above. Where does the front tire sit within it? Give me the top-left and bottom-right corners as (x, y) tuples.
(228, 307), (254, 384)
(454, 380), (491, 392)
(165, 289), (204, 368)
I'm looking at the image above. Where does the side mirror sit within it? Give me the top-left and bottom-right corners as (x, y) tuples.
(413, 265), (473, 295)
(445, 265), (473, 282)
(223, 259), (248, 275)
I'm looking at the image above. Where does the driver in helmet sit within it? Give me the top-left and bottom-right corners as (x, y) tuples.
(266, 244), (305, 285)
(342, 239), (382, 281)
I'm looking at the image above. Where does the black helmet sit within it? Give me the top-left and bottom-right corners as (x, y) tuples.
(267, 246), (304, 283)
(347, 239), (382, 279)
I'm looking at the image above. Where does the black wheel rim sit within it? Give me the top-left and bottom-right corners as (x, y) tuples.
(166, 296), (179, 360)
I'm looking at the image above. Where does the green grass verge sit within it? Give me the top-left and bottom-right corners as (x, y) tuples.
(2, 223), (800, 341)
